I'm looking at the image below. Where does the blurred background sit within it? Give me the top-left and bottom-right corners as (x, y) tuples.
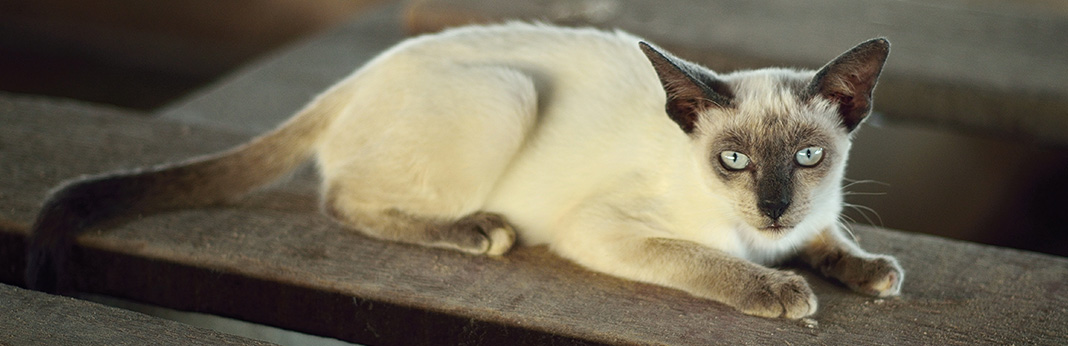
(0, 0), (383, 109)
(1, 0), (1065, 256)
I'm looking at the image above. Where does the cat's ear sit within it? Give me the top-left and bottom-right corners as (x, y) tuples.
(806, 38), (890, 132)
(639, 42), (731, 134)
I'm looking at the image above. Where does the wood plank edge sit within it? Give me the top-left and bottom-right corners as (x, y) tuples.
(0, 226), (611, 345)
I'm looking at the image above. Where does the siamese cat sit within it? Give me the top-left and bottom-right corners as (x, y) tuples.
(27, 23), (903, 319)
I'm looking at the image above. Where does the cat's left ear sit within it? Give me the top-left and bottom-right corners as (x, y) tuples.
(806, 38), (890, 132)
(639, 42), (731, 135)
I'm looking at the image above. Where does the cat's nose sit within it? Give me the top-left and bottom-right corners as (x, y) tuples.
(758, 197), (790, 220)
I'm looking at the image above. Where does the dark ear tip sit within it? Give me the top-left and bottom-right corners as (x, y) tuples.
(863, 37), (891, 53)
(638, 41), (656, 53)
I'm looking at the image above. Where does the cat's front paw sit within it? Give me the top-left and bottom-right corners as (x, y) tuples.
(837, 254), (903, 297)
(735, 269), (818, 319)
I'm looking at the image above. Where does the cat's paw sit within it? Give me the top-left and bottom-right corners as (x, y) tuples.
(838, 254), (903, 297)
(482, 224), (516, 256)
(450, 212), (516, 256)
(736, 270), (818, 319)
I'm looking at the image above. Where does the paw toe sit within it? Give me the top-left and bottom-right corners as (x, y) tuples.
(779, 279), (819, 319)
(739, 271), (817, 319)
(860, 256), (903, 297)
(451, 212), (517, 256)
(484, 226), (516, 256)
(870, 269), (902, 297)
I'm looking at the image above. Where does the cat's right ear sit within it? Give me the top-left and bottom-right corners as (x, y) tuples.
(639, 42), (730, 135)
(805, 38), (890, 132)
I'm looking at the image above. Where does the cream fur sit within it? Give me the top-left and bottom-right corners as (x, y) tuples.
(29, 23), (902, 318)
(312, 24), (807, 262)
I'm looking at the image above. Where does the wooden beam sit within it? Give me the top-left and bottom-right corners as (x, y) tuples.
(404, 0), (1068, 147)
(2, 92), (1066, 344)
(0, 282), (275, 345)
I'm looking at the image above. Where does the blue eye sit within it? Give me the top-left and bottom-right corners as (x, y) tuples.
(796, 147), (824, 167)
(720, 151), (751, 170)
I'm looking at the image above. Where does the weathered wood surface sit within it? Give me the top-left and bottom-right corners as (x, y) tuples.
(405, 0), (1068, 147)
(2, 92), (1067, 345)
(0, 282), (275, 345)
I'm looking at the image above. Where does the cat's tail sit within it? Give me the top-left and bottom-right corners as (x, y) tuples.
(25, 81), (356, 293)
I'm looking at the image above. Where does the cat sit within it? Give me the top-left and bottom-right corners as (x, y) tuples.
(26, 23), (903, 319)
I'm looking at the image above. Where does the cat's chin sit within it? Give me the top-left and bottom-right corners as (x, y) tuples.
(758, 224), (793, 234)
(753, 218), (793, 231)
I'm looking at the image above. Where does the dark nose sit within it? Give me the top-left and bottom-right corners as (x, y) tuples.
(758, 197), (790, 220)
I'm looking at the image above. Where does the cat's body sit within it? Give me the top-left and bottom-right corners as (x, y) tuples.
(27, 23), (903, 319)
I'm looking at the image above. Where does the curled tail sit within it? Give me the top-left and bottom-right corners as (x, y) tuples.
(26, 83), (354, 293)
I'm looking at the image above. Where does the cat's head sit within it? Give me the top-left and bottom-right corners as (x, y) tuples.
(640, 39), (889, 240)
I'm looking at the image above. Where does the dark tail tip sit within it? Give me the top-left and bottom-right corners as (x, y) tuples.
(25, 195), (87, 294)
(25, 239), (68, 294)
(24, 176), (133, 294)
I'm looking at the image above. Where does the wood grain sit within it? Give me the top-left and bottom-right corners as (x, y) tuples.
(0, 282), (275, 345)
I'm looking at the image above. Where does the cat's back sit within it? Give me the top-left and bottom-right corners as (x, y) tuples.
(372, 23), (658, 90)
(398, 22), (641, 60)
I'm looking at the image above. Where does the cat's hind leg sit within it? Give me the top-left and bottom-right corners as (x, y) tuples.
(323, 194), (516, 256)
(315, 62), (536, 256)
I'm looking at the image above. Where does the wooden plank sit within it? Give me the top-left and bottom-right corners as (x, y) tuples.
(2, 95), (1067, 344)
(0, 283), (275, 345)
(403, 0), (1068, 147)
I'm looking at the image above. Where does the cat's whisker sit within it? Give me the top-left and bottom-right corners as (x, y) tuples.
(835, 217), (859, 242)
(842, 203), (876, 226)
(841, 177), (887, 184)
(840, 178), (886, 234)
(843, 202), (885, 228)
(841, 178), (888, 191)
(841, 191), (887, 197)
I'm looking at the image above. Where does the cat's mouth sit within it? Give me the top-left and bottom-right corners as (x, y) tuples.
(759, 222), (792, 233)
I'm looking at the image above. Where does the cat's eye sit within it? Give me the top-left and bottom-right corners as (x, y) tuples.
(795, 147), (824, 167)
(719, 151), (751, 170)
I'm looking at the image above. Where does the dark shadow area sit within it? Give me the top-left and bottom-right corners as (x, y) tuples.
(0, 0), (379, 110)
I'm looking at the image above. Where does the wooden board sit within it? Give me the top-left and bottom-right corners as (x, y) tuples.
(0, 283), (275, 345)
(2, 93), (1067, 344)
(404, 0), (1068, 147)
